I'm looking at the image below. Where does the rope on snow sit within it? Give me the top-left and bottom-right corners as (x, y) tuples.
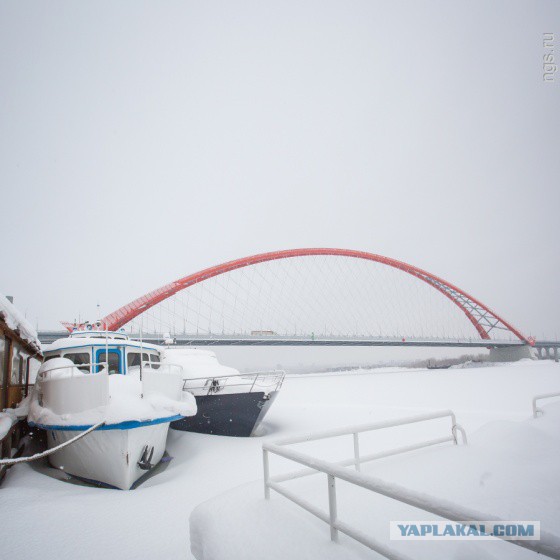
(0, 421), (105, 466)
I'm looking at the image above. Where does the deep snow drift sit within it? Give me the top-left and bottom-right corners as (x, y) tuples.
(1, 360), (559, 560)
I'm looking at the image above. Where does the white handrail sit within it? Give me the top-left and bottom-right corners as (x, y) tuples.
(39, 362), (107, 379)
(270, 435), (454, 484)
(270, 409), (466, 446)
(183, 370), (285, 395)
(136, 362), (183, 376)
(185, 370), (285, 383)
(263, 411), (560, 560)
(532, 391), (560, 418)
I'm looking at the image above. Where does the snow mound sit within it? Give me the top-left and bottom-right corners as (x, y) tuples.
(164, 347), (239, 379)
(38, 357), (86, 379)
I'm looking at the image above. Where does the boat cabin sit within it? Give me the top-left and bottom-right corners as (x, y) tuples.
(0, 295), (43, 483)
(42, 331), (163, 375)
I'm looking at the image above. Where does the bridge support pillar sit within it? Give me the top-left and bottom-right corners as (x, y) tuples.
(488, 345), (536, 362)
(537, 347), (543, 360)
(554, 347), (558, 363)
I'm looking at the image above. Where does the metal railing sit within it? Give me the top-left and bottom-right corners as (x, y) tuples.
(134, 362), (183, 376)
(532, 391), (560, 418)
(262, 410), (560, 560)
(38, 362), (108, 379)
(182, 370), (285, 396)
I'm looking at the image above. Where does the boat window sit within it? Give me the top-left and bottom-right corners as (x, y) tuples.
(28, 357), (41, 384)
(0, 334), (5, 390)
(97, 352), (121, 375)
(127, 352), (142, 367)
(44, 354), (60, 362)
(19, 351), (29, 385)
(142, 353), (150, 362)
(11, 346), (23, 385)
(0, 334), (5, 391)
(63, 352), (91, 373)
(150, 354), (161, 369)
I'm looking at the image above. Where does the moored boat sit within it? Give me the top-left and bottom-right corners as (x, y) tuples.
(164, 348), (284, 437)
(29, 332), (196, 489)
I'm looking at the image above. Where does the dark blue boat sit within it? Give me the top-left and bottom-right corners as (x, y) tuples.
(172, 387), (282, 437)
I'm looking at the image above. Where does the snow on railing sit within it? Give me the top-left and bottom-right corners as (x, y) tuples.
(39, 362), (108, 379)
(532, 391), (560, 418)
(183, 370), (285, 396)
(138, 363), (183, 376)
(263, 410), (560, 560)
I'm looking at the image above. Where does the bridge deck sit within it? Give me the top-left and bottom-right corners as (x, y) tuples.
(37, 331), (542, 348)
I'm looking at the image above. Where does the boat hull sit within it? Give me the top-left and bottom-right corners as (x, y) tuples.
(171, 390), (279, 437)
(45, 422), (170, 490)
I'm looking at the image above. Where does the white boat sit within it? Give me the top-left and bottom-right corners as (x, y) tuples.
(163, 348), (284, 437)
(28, 331), (196, 489)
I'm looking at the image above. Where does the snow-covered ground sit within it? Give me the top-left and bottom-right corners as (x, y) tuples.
(1, 360), (559, 560)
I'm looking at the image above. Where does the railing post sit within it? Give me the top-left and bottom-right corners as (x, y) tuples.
(327, 474), (338, 542)
(250, 374), (258, 393)
(353, 432), (360, 471)
(533, 396), (539, 418)
(450, 412), (458, 444)
(263, 448), (270, 499)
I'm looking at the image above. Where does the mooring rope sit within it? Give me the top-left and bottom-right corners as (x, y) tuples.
(0, 421), (105, 466)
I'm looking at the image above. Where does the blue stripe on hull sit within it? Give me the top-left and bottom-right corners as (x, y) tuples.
(29, 414), (184, 432)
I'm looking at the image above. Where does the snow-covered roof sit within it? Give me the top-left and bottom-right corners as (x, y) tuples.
(0, 293), (41, 353)
(44, 334), (160, 353)
(163, 347), (239, 379)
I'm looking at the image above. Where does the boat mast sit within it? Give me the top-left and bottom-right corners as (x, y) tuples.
(139, 315), (144, 393)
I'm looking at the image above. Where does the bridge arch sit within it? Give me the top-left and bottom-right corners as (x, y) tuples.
(95, 248), (528, 343)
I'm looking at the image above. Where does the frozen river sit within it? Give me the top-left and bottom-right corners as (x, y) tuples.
(1, 360), (559, 560)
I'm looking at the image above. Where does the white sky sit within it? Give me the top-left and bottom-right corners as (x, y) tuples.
(1, 1), (559, 340)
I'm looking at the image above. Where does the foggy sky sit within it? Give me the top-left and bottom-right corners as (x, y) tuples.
(1, 0), (559, 340)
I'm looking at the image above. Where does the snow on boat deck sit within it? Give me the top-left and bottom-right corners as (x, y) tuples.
(1, 360), (559, 560)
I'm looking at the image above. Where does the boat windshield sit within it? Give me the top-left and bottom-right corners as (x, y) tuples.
(97, 351), (121, 374)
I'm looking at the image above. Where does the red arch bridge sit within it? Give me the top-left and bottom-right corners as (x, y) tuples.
(36, 248), (552, 357)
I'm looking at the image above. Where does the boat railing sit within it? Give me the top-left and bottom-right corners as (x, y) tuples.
(183, 370), (285, 396)
(532, 391), (560, 418)
(138, 363), (184, 377)
(38, 362), (108, 379)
